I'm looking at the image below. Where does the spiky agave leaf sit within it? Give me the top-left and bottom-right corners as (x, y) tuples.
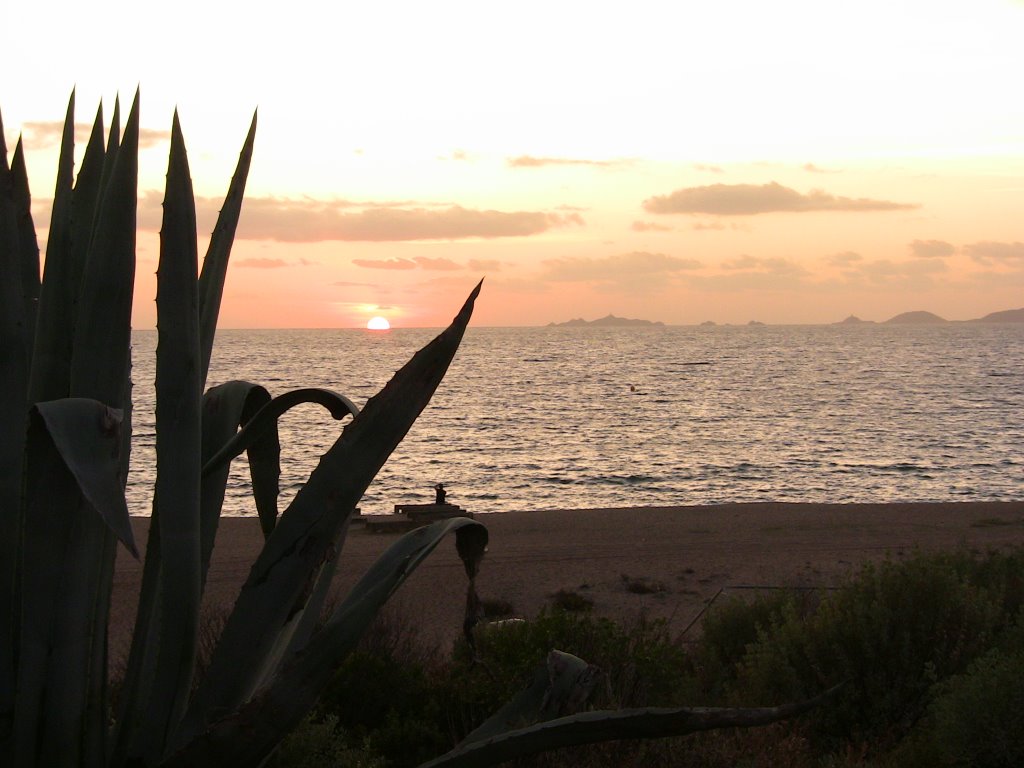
(421, 682), (842, 768)
(114, 115), (258, 768)
(0, 105), (31, 750)
(198, 111), (256, 386)
(200, 385), (358, 539)
(28, 91), (76, 403)
(125, 110), (204, 767)
(176, 281), (482, 747)
(164, 517), (488, 768)
(14, 91), (141, 767)
(10, 138), (40, 365)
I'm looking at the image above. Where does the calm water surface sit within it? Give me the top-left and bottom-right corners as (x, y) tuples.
(127, 324), (1024, 516)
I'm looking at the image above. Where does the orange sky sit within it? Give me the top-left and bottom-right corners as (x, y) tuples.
(4, 0), (1024, 327)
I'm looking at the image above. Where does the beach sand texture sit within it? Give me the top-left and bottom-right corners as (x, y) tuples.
(111, 502), (1024, 662)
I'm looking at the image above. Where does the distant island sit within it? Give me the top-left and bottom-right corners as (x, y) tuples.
(969, 308), (1024, 323)
(834, 315), (875, 325)
(547, 314), (665, 327)
(832, 307), (1024, 324)
(885, 310), (947, 325)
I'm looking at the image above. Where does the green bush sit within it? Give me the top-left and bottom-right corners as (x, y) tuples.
(692, 590), (805, 700)
(732, 551), (1011, 750)
(898, 609), (1024, 768)
(266, 715), (384, 768)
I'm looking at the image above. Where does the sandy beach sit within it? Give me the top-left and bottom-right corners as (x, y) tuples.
(111, 501), (1024, 662)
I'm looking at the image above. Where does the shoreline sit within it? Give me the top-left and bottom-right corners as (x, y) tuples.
(112, 501), (1024, 661)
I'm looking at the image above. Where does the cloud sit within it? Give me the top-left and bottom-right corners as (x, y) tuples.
(721, 255), (807, 275)
(353, 258), (418, 270)
(507, 155), (626, 169)
(235, 258), (289, 269)
(962, 241), (1024, 264)
(688, 256), (809, 291)
(350, 256), (474, 272)
(332, 280), (377, 287)
(859, 259), (948, 278)
(803, 162), (840, 174)
(693, 163), (725, 174)
(631, 220), (673, 232)
(468, 258), (502, 272)
(909, 239), (955, 258)
(642, 182), (917, 216)
(824, 251), (863, 266)
(691, 221), (727, 231)
(413, 257), (462, 271)
(541, 251), (701, 283)
(133, 193), (584, 242)
(19, 120), (169, 149)
(834, 258), (948, 289)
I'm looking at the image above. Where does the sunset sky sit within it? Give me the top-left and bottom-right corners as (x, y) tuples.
(4, 0), (1024, 328)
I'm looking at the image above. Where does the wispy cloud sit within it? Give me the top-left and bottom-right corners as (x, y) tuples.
(803, 162), (841, 174)
(909, 239), (955, 258)
(643, 182), (916, 216)
(823, 251), (863, 266)
(468, 258), (502, 272)
(693, 163), (725, 174)
(412, 256), (462, 271)
(350, 256), (478, 271)
(507, 155), (628, 169)
(963, 241), (1024, 264)
(235, 258), (289, 269)
(134, 194), (585, 242)
(689, 256), (809, 291)
(631, 220), (673, 232)
(352, 258), (418, 270)
(19, 120), (169, 149)
(541, 251), (701, 284)
(721, 255), (807, 274)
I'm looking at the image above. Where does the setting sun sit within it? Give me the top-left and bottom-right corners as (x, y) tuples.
(366, 316), (391, 330)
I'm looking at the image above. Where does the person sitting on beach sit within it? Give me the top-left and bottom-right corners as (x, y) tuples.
(434, 483), (447, 505)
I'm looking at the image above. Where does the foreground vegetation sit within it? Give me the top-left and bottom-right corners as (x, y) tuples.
(268, 547), (1024, 767)
(2, 92), (831, 767)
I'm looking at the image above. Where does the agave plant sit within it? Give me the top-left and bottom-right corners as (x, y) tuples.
(0, 91), (489, 768)
(2, 92), (828, 768)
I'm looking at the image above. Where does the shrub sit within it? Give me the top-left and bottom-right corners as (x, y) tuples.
(733, 551), (1009, 750)
(548, 588), (595, 612)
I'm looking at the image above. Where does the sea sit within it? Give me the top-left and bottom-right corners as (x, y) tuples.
(126, 323), (1023, 517)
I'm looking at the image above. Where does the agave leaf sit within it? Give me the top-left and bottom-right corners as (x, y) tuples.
(201, 386), (358, 536)
(0, 107), (30, 748)
(65, 102), (109, 323)
(460, 651), (599, 745)
(28, 91), (76, 402)
(129, 109), (203, 766)
(32, 399), (136, 555)
(178, 281), (481, 745)
(13, 397), (135, 763)
(11, 138), (40, 361)
(165, 517), (488, 768)
(199, 381), (273, 574)
(97, 94), (121, 201)
(422, 684), (843, 768)
(197, 111), (256, 386)
(115, 115), (258, 767)
(29, 92), (140, 766)
(13, 409), (88, 763)
(70, 91), (137, 403)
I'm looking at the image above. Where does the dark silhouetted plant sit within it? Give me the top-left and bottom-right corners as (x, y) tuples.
(0, 91), (487, 768)
(2, 92), (828, 768)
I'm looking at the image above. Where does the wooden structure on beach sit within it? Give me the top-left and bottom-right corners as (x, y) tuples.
(355, 503), (473, 534)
